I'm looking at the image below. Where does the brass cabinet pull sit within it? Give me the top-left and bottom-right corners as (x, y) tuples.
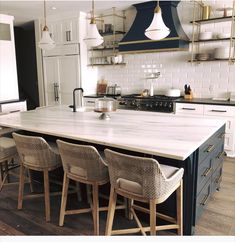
(216, 151), (224, 159)
(205, 144), (215, 153)
(215, 176), (222, 184)
(202, 167), (212, 177)
(218, 133), (225, 139)
(200, 194), (209, 206)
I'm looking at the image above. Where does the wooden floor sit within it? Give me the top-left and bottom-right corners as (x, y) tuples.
(0, 157), (234, 236)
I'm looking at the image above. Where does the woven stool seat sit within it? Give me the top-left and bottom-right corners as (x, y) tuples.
(57, 140), (126, 235)
(0, 137), (17, 160)
(13, 132), (62, 222)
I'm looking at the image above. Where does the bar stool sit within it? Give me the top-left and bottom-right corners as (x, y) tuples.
(13, 132), (62, 222)
(0, 137), (18, 191)
(104, 149), (184, 236)
(57, 140), (125, 235)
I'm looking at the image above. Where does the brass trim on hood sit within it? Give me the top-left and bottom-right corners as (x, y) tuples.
(119, 47), (188, 54)
(119, 37), (181, 45)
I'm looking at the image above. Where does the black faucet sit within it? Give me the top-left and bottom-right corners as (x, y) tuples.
(70, 88), (84, 112)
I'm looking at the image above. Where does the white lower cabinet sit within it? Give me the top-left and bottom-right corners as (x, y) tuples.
(175, 102), (235, 157)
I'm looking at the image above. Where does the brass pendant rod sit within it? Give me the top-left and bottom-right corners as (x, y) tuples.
(44, 0), (47, 26)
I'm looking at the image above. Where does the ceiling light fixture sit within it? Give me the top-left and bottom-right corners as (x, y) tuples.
(145, 0), (170, 40)
(38, 0), (55, 50)
(84, 0), (104, 47)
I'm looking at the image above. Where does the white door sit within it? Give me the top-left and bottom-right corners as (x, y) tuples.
(43, 56), (60, 105)
(58, 55), (80, 105)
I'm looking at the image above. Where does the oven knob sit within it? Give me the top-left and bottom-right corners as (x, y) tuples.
(168, 103), (172, 108)
(155, 102), (158, 107)
(150, 103), (153, 108)
(159, 102), (163, 107)
(164, 102), (168, 107)
(145, 103), (149, 107)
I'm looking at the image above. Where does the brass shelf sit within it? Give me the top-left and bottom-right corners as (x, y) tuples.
(88, 63), (126, 67)
(89, 47), (118, 51)
(101, 31), (126, 36)
(190, 38), (234, 43)
(190, 16), (233, 24)
(188, 59), (235, 63)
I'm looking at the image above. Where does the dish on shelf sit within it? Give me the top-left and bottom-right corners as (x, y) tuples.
(214, 47), (233, 59)
(216, 33), (231, 39)
(195, 53), (212, 61)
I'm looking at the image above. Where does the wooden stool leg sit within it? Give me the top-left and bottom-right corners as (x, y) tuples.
(150, 199), (156, 236)
(75, 182), (82, 202)
(176, 180), (183, 235)
(59, 173), (69, 226)
(92, 183), (99, 235)
(43, 169), (50, 222)
(18, 164), (25, 209)
(27, 169), (34, 193)
(105, 186), (117, 236)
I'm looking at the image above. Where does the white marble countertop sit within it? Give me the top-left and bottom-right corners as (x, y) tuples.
(0, 105), (226, 160)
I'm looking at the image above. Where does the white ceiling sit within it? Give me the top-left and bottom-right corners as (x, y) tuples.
(0, 0), (144, 26)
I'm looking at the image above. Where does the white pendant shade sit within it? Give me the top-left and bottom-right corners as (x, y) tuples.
(84, 22), (104, 47)
(38, 29), (55, 50)
(145, 8), (170, 40)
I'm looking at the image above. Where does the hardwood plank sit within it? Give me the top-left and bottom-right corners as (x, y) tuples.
(0, 220), (24, 235)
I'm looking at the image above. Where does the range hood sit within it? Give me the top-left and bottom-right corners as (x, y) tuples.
(119, 0), (189, 54)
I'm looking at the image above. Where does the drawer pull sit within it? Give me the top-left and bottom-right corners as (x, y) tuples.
(202, 167), (212, 177)
(205, 144), (215, 153)
(87, 101), (95, 103)
(218, 133), (225, 139)
(215, 176), (222, 184)
(211, 109), (227, 113)
(182, 107), (196, 111)
(200, 194), (209, 206)
(216, 151), (224, 159)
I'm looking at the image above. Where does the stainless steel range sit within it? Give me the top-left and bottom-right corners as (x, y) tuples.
(118, 94), (179, 113)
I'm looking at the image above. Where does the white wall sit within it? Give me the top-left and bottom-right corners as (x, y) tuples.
(97, 0), (235, 98)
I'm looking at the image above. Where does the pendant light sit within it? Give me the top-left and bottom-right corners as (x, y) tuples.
(145, 0), (170, 40)
(38, 0), (55, 50)
(84, 0), (104, 47)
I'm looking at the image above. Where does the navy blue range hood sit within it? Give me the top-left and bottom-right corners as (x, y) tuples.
(119, 0), (189, 53)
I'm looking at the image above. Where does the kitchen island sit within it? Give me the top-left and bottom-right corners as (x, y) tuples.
(0, 105), (226, 235)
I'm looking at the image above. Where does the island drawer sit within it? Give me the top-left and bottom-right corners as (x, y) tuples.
(175, 103), (204, 115)
(196, 179), (212, 222)
(198, 127), (225, 163)
(204, 105), (235, 117)
(211, 164), (223, 193)
(197, 155), (213, 195)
